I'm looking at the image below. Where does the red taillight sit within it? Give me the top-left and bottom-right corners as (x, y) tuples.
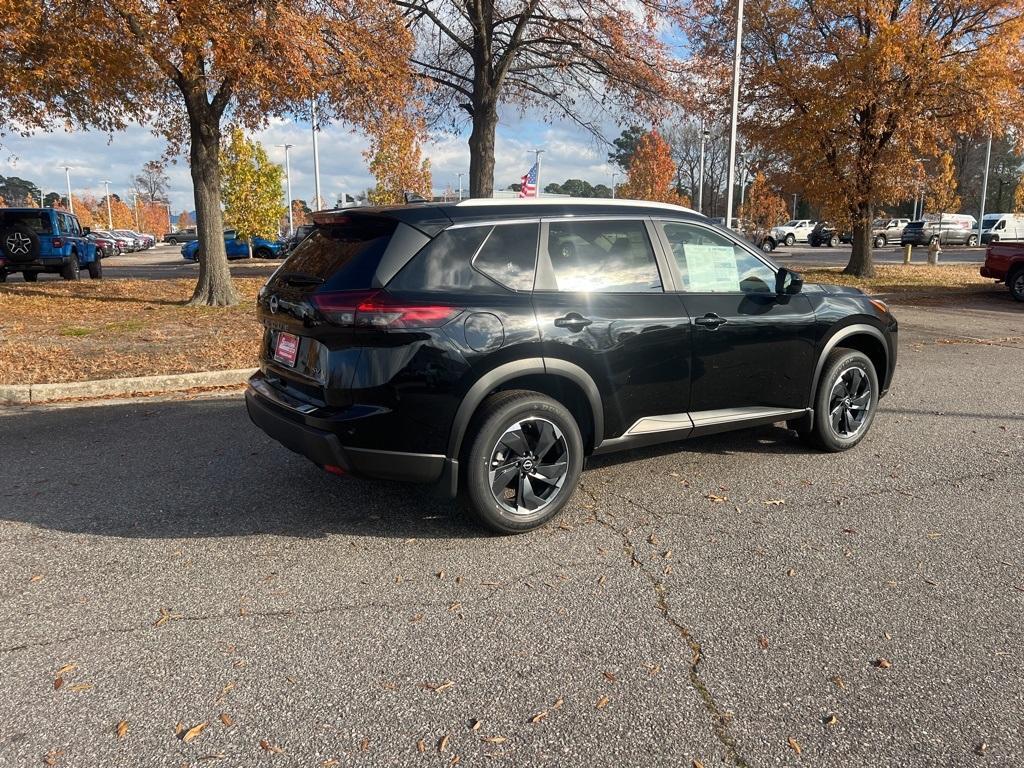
(52, 237), (64, 248)
(311, 290), (460, 329)
(323, 464), (346, 476)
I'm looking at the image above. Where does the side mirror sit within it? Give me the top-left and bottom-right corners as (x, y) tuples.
(776, 267), (804, 295)
(83, 227), (91, 235)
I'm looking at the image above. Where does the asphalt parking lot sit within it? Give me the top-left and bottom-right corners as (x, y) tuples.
(1, 292), (1022, 766)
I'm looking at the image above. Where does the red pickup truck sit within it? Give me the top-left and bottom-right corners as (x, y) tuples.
(981, 242), (1024, 301)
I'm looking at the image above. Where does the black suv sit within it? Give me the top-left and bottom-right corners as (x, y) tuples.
(246, 200), (897, 533)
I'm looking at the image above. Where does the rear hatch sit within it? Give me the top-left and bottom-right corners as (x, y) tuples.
(256, 212), (439, 407)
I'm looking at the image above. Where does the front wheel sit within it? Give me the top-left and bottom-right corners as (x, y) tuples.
(462, 391), (584, 534)
(87, 259), (102, 279)
(829, 235), (840, 247)
(1009, 268), (1024, 302)
(61, 253), (81, 280)
(254, 247), (273, 259)
(784, 234), (795, 247)
(873, 235), (886, 248)
(760, 238), (775, 253)
(966, 235), (978, 247)
(803, 349), (879, 452)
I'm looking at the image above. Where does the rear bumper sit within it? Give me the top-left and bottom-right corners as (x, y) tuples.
(245, 382), (454, 492)
(980, 266), (1003, 280)
(0, 256), (69, 271)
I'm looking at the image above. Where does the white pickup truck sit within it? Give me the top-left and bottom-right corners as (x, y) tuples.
(770, 219), (817, 246)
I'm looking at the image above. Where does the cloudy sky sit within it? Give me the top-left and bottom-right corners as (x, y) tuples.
(0, 111), (623, 216)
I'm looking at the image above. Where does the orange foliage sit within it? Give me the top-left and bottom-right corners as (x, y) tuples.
(365, 113), (432, 205)
(618, 131), (690, 206)
(740, 173), (788, 239)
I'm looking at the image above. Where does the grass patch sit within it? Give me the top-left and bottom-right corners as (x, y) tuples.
(800, 263), (991, 294)
(0, 278), (263, 384)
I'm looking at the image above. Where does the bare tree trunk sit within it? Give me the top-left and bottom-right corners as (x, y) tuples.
(468, 99), (497, 198)
(186, 105), (238, 307)
(844, 200), (875, 277)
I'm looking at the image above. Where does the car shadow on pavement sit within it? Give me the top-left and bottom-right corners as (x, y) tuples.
(0, 400), (831, 541)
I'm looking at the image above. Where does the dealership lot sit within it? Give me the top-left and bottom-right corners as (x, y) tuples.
(1, 294), (1021, 766)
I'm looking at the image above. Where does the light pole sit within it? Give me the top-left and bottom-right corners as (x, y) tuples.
(311, 100), (323, 211)
(977, 133), (992, 244)
(697, 120), (709, 214)
(738, 153), (750, 217)
(277, 143), (294, 235)
(63, 166), (74, 213)
(724, 0), (745, 229)
(611, 172), (619, 199)
(528, 149), (544, 197)
(103, 180), (113, 228)
(457, 172), (464, 201)
(791, 193), (798, 219)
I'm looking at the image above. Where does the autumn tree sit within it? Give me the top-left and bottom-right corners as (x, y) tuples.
(687, 0), (1024, 277)
(402, 0), (686, 197)
(618, 131), (691, 206)
(221, 127), (286, 257)
(176, 212), (192, 231)
(366, 113), (432, 205)
(12, 0), (415, 306)
(135, 160), (170, 203)
(739, 173), (787, 241)
(107, 197), (136, 229)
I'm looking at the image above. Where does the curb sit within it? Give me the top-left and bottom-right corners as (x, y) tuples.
(0, 368), (256, 405)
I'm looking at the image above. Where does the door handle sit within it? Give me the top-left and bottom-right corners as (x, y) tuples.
(694, 313), (728, 329)
(554, 312), (593, 331)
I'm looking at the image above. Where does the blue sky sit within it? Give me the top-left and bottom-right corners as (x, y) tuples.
(0, 112), (624, 216)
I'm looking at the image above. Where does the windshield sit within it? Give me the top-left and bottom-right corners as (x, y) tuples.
(872, 219), (887, 228)
(982, 216), (1001, 229)
(782, 220), (799, 227)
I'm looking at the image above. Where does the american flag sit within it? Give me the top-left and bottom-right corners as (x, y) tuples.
(519, 163), (538, 198)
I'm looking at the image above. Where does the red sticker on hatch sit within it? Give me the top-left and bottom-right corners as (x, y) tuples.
(273, 332), (299, 367)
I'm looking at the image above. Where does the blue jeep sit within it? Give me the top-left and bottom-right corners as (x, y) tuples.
(0, 208), (101, 282)
(181, 230), (283, 261)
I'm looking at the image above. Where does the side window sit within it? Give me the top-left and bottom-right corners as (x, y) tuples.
(546, 219), (662, 293)
(661, 221), (776, 294)
(472, 223), (538, 291)
(388, 226), (499, 293)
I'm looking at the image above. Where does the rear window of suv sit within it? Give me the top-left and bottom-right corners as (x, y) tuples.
(0, 210), (53, 234)
(281, 215), (398, 290)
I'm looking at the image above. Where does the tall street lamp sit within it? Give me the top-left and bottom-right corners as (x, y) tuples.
(697, 120), (710, 214)
(457, 172), (464, 201)
(277, 143), (294, 236)
(311, 100), (323, 211)
(977, 133), (992, 244)
(724, 0), (745, 229)
(611, 172), (619, 199)
(528, 149), (544, 197)
(63, 166), (74, 213)
(103, 180), (113, 228)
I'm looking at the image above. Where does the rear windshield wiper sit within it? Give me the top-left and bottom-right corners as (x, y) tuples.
(278, 272), (324, 287)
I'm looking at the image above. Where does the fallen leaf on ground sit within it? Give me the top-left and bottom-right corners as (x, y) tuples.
(823, 713), (838, 726)
(693, 760), (705, 768)
(552, 697), (564, 709)
(875, 657), (892, 669)
(603, 671), (617, 683)
(705, 493), (728, 503)
(53, 677), (64, 690)
(116, 720), (129, 739)
(359, 737), (369, 751)
(596, 695), (610, 709)
(786, 568), (796, 577)
(416, 739), (426, 753)
(757, 636), (769, 650)
(842, 527), (857, 534)
(30, 574), (44, 582)
(43, 751), (63, 766)
(470, 719), (482, 731)
(56, 664), (77, 676)
(323, 760), (340, 767)
(481, 736), (507, 744)
(788, 737), (802, 755)
(529, 711), (548, 724)
(219, 713), (233, 727)
(259, 739), (284, 753)
(438, 734), (450, 753)
(433, 680), (455, 693)
(68, 683), (93, 692)
(182, 722), (208, 743)
(175, 722), (185, 738)
(833, 675), (845, 689)
(764, 499), (785, 506)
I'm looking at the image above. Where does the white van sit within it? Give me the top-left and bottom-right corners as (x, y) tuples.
(980, 213), (1024, 244)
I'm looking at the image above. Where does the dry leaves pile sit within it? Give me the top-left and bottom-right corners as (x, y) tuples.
(800, 265), (990, 296)
(0, 278), (263, 384)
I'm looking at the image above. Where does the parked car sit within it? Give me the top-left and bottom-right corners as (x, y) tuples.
(111, 229), (144, 251)
(901, 216), (979, 247)
(278, 224), (315, 258)
(93, 229), (129, 254)
(181, 230), (284, 261)
(808, 222), (841, 247)
(980, 241), (1024, 301)
(0, 207), (102, 281)
(244, 198), (898, 533)
(770, 219), (817, 246)
(979, 213), (1024, 244)
(869, 218), (910, 248)
(164, 228), (198, 245)
(86, 231), (117, 259)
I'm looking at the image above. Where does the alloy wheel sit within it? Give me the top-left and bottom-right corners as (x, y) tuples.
(488, 417), (569, 516)
(828, 365), (872, 438)
(1011, 271), (1024, 300)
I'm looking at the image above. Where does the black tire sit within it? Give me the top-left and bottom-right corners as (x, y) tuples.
(22, 271), (38, 282)
(87, 259), (102, 279)
(784, 233), (795, 247)
(829, 235), (840, 247)
(1, 224), (42, 263)
(966, 234), (978, 247)
(61, 253), (81, 280)
(873, 235), (886, 248)
(462, 390), (584, 534)
(760, 238), (775, 253)
(254, 247), (273, 259)
(0, 271), (6, 283)
(804, 349), (879, 452)
(1008, 267), (1024, 302)
(166, 238), (177, 245)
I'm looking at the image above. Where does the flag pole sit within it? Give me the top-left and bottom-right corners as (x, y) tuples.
(529, 149), (544, 197)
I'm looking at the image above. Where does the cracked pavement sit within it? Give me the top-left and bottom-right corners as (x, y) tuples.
(1, 292), (1022, 767)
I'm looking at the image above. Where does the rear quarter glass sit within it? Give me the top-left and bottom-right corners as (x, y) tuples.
(278, 216), (399, 290)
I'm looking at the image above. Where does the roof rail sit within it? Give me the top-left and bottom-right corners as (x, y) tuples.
(453, 197), (699, 215)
